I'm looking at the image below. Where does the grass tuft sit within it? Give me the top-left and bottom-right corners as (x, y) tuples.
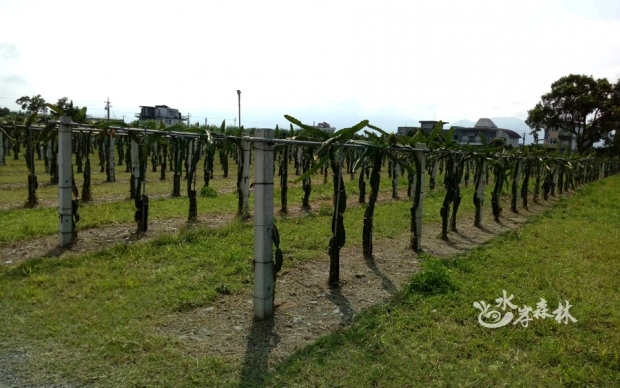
(408, 257), (458, 295)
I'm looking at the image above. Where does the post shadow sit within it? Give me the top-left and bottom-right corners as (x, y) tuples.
(237, 315), (280, 388)
(363, 254), (397, 296)
(325, 285), (356, 327)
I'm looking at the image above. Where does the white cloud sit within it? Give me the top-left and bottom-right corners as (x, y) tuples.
(0, 0), (618, 129)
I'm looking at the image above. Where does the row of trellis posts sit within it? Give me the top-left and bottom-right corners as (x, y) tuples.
(1, 117), (618, 319)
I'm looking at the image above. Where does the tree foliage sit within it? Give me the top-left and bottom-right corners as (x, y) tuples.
(15, 94), (47, 115)
(526, 74), (620, 154)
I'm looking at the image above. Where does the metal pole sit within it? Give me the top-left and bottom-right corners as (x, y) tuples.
(253, 128), (274, 319)
(58, 116), (73, 247)
(237, 90), (241, 130)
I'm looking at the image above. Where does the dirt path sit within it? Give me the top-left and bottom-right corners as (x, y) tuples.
(157, 194), (564, 384)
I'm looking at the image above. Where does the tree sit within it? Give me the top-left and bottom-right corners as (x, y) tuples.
(15, 95), (47, 115)
(0, 107), (11, 116)
(526, 74), (619, 154)
(55, 97), (80, 117)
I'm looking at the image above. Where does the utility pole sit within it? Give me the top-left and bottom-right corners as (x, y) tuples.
(237, 90), (241, 130)
(523, 131), (526, 146)
(187, 113), (190, 127)
(104, 97), (111, 122)
(234, 117), (236, 127)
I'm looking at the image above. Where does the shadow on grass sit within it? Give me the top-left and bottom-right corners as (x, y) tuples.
(238, 316), (280, 388)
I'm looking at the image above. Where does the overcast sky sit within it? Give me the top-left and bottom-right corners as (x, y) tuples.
(1, 0), (619, 131)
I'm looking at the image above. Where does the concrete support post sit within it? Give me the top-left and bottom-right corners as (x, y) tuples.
(107, 135), (115, 182)
(131, 138), (140, 196)
(552, 166), (558, 196)
(474, 159), (486, 227)
(241, 136), (251, 217)
(600, 162), (605, 180)
(253, 129), (274, 320)
(411, 143), (427, 251)
(58, 116), (73, 247)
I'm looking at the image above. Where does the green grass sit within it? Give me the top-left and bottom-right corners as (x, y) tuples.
(2, 153), (607, 387)
(265, 177), (620, 387)
(0, 170), (500, 386)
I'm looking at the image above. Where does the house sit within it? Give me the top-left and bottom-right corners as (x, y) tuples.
(396, 126), (417, 136)
(396, 120), (448, 136)
(452, 118), (521, 147)
(543, 122), (585, 152)
(315, 121), (335, 135)
(135, 105), (187, 127)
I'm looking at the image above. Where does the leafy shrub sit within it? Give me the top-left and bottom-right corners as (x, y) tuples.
(409, 258), (457, 295)
(200, 186), (218, 198)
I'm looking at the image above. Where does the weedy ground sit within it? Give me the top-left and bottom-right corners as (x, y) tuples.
(0, 155), (617, 387)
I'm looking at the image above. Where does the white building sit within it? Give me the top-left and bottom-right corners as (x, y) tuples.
(397, 120), (447, 136)
(136, 105), (187, 127)
(543, 122), (584, 152)
(453, 118), (521, 147)
(315, 121), (335, 135)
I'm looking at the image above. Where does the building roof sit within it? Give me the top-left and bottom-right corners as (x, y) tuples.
(502, 129), (522, 139)
(474, 118), (498, 129)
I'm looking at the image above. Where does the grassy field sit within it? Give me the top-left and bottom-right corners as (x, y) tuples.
(1, 152), (617, 387)
(264, 176), (620, 387)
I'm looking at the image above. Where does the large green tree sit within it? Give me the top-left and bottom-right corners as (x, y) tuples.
(526, 74), (619, 154)
(15, 94), (47, 115)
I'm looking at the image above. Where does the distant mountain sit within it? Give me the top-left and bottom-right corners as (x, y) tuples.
(450, 117), (537, 144)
